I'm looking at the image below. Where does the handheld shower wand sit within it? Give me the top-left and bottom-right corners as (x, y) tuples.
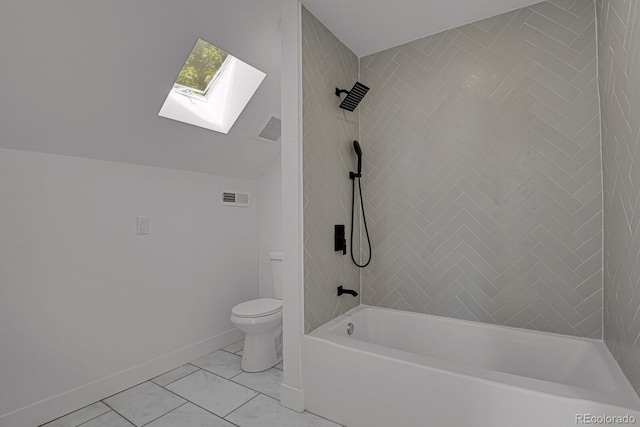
(353, 140), (363, 176)
(350, 141), (372, 268)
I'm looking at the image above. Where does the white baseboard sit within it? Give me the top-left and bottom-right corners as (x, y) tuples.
(0, 328), (243, 427)
(280, 383), (305, 412)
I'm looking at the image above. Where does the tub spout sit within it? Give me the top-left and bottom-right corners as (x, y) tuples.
(337, 286), (358, 297)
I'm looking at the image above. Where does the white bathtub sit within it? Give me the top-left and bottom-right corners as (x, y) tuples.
(303, 306), (640, 427)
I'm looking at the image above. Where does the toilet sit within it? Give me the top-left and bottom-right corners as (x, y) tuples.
(230, 251), (283, 372)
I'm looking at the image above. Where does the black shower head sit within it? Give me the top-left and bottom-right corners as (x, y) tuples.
(335, 82), (369, 112)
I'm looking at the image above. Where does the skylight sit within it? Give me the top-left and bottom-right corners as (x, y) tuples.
(159, 39), (266, 134)
(174, 39), (229, 96)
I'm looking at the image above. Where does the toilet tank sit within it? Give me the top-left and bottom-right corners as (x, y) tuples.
(269, 252), (283, 300)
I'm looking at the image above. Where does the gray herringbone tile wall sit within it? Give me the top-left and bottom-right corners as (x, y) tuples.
(302, 8), (361, 332)
(597, 0), (640, 395)
(358, 0), (604, 338)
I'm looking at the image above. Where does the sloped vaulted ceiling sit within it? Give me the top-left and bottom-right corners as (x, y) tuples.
(0, 0), (284, 178)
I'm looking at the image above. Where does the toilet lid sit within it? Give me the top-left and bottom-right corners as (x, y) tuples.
(232, 298), (282, 318)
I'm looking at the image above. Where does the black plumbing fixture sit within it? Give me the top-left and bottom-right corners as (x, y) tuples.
(334, 224), (346, 255)
(352, 140), (363, 178)
(350, 141), (372, 268)
(335, 82), (369, 112)
(337, 286), (358, 297)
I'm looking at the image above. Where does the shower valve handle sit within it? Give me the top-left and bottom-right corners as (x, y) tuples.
(335, 224), (347, 255)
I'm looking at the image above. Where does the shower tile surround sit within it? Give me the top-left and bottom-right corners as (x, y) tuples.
(358, 0), (603, 338)
(302, 0), (605, 337)
(597, 0), (640, 395)
(302, 8), (361, 332)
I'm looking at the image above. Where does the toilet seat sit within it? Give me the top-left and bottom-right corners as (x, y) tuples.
(232, 298), (282, 318)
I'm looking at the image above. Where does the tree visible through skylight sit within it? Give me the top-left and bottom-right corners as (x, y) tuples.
(159, 38), (266, 134)
(175, 39), (229, 93)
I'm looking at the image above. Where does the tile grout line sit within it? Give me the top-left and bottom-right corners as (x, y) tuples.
(186, 363), (282, 400)
(38, 402), (111, 427)
(150, 364), (201, 388)
(154, 371), (244, 427)
(221, 394), (262, 422)
(48, 347), (246, 426)
(45, 366), (190, 426)
(74, 412), (116, 427)
(190, 350), (283, 397)
(227, 371), (283, 399)
(138, 401), (189, 427)
(44, 342), (285, 425)
(229, 370), (244, 380)
(157, 354), (281, 422)
(99, 375), (166, 404)
(236, 393), (345, 427)
(100, 400), (138, 427)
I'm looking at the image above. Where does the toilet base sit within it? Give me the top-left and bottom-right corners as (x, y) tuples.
(241, 328), (283, 372)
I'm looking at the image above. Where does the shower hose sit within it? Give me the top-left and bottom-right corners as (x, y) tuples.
(351, 175), (372, 268)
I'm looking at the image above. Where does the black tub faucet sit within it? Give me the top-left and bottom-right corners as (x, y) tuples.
(337, 286), (358, 297)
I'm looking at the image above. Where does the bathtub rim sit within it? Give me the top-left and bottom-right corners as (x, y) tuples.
(307, 305), (640, 411)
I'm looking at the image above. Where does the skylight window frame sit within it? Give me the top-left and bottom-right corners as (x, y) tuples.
(172, 53), (233, 101)
(159, 38), (267, 134)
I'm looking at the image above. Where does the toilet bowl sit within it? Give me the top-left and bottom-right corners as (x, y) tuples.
(230, 252), (283, 372)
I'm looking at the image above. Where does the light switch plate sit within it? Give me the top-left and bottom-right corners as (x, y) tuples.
(137, 217), (149, 235)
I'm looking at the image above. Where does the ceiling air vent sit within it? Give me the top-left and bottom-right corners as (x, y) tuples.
(221, 191), (250, 207)
(255, 115), (281, 143)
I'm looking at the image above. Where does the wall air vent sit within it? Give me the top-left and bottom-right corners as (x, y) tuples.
(221, 191), (250, 207)
(255, 115), (281, 143)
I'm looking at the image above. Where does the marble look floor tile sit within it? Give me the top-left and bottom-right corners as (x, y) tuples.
(226, 395), (340, 427)
(145, 403), (235, 427)
(103, 382), (185, 426)
(274, 361), (283, 370)
(166, 370), (257, 417)
(80, 411), (134, 427)
(42, 402), (111, 427)
(151, 364), (200, 387)
(190, 350), (242, 379)
(223, 339), (244, 354)
(232, 368), (283, 399)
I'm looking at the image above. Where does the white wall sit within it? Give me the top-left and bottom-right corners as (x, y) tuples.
(279, 0), (306, 411)
(0, 0), (282, 179)
(258, 156), (283, 297)
(0, 147), (257, 426)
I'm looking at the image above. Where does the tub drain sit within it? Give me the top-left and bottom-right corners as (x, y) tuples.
(347, 322), (354, 335)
